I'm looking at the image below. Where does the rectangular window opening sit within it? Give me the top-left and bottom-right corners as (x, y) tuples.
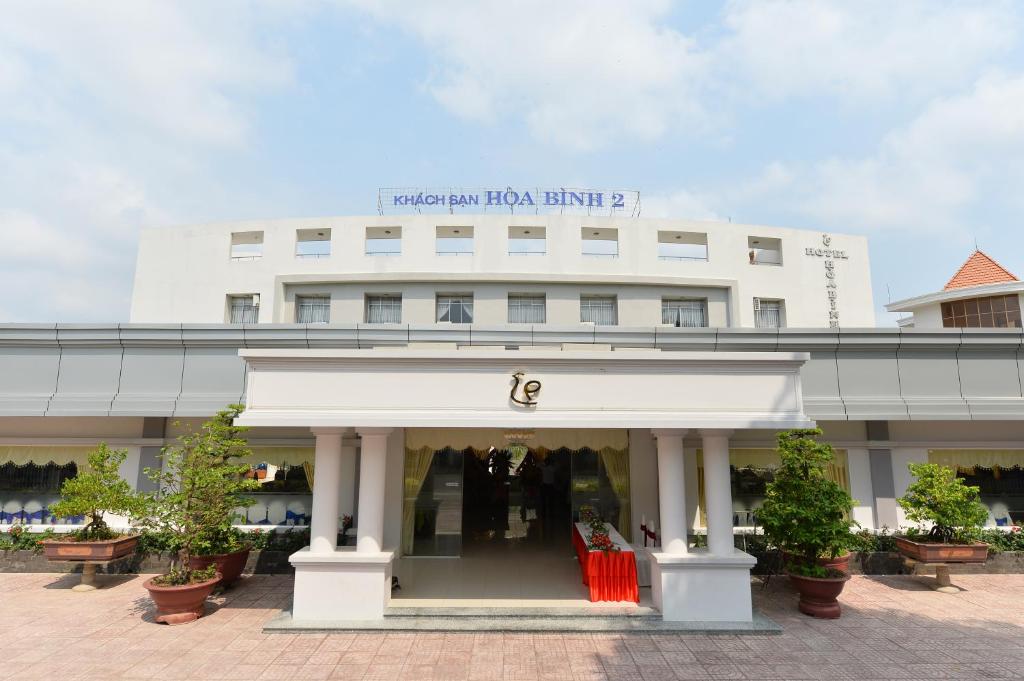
(508, 294), (546, 324)
(580, 295), (617, 325)
(437, 295), (474, 324)
(582, 227), (619, 258)
(658, 231), (708, 261)
(661, 298), (708, 327)
(366, 226), (402, 256)
(296, 228), (331, 259)
(436, 226), (474, 256)
(230, 231), (263, 260)
(295, 295), (330, 324)
(508, 226), (546, 256)
(365, 295), (403, 324)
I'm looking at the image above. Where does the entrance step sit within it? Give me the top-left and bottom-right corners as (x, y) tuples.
(263, 610), (782, 634)
(385, 605), (659, 618)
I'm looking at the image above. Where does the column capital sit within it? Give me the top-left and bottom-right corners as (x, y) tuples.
(651, 429), (688, 439)
(311, 427), (350, 437)
(698, 429), (734, 438)
(356, 427), (394, 438)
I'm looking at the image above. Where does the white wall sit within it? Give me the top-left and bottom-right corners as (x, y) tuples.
(131, 215), (875, 328)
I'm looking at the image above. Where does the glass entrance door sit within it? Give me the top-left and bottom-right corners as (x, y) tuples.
(408, 447), (463, 556)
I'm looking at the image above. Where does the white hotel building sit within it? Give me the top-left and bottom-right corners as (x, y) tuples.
(3, 203), (1024, 627)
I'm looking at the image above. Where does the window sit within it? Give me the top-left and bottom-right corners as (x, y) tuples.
(580, 296), (617, 325)
(582, 228), (618, 257)
(366, 295), (402, 323)
(296, 228), (331, 259)
(295, 296), (330, 324)
(230, 231), (263, 260)
(228, 295), (259, 323)
(662, 299), (707, 327)
(437, 295), (473, 324)
(366, 226), (401, 255)
(436, 226), (474, 255)
(941, 294), (1022, 328)
(508, 295), (546, 324)
(658, 231), (708, 261)
(748, 236), (782, 266)
(754, 298), (783, 328)
(508, 226), (546, 256)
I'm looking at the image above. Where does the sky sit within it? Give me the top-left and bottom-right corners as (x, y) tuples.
(2, 0), (1024, 324)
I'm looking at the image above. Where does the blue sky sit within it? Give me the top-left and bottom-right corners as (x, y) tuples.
(2, 1), (1024, 323)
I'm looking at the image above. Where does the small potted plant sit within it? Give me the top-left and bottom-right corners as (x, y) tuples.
(758, 429), (857, 619)
(184, 406), (259, 588)
(141, 406), (255, 624)
(896, 462), (988, 564)
(43, 444), (145, 564)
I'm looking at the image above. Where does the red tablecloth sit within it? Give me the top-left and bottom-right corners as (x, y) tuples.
(572, 523), (639, 603)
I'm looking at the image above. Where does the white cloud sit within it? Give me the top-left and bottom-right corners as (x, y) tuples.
(347, 0), (709, 151)
(719, 0), (1017, 102)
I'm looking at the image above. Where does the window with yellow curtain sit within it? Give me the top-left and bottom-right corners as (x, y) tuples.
(695, 449), (849, 527)
(928, 450), (1024, 527)
(237, 447), (314, 526)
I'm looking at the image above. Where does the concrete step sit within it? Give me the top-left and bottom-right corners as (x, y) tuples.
(385, 605), (660, 618)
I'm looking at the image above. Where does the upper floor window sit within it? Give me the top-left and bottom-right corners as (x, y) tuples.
(296, 295), (330, 324)
(366, 226), (401, 255)
(582, 228), (618, 258)
(230, 231), (263, 260)
(228, 294), (259, 323)
(580, 295), (617, 325)
(754, 298), (783, 328)
(296, 228), (331, 259)
(437, 295), (473, 324)
(941, 294), (1022, 328)
(748, 236), (782, 266)
(658, 231), (708, 261)
(662, 298), (707, 327)
(366, 295), (402, 324)
(508, 294), (546, 324)
(436, 226), (474, 256)
(509, 226), (546, 256)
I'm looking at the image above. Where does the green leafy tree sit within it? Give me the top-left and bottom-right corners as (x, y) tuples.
(758, 429), (857, 577)
(898, 463), (988, 544)
(142, 405), (259, 585)
(49, 443), (145, 541)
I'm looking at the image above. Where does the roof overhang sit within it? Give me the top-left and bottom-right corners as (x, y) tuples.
(887, 280), (1024, 313)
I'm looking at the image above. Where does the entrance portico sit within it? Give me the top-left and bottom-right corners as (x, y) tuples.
(236, 347), (813, 626)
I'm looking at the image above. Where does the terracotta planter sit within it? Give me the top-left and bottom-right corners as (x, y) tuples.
(788, 571), (851, 619)
(41, 535), (139, 562)
(143, 573), (221, 625)
(783, 551), (851, 574)
(188, 545), (251, 587)
(895, 537), (988, 564)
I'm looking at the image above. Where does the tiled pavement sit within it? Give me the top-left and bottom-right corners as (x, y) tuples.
(2, 572), (1024, 680)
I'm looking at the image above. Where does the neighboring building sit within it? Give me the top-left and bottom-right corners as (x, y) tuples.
(3, 212), (1024, 628)
(888, 250), (1022, 329)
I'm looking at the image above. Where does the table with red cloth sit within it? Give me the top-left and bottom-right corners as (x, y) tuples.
(572, 522), (639, 603)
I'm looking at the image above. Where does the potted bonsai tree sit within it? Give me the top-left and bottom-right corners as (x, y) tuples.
(758, 429), (857, 619)
(141, 405), (257, 624)
(896, 462), (988, 566)
(43, 443), (146, 586)
(184, 405), (260, 588)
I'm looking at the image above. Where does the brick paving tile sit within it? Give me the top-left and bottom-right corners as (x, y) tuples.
(1, 574), (1024, 680)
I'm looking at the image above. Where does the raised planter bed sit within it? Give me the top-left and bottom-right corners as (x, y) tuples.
(895, 537), (988, 564)
(41, 535), (139, 562)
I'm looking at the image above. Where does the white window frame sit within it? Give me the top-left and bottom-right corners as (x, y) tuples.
(754, 298), (784, 328)
(365, 295), (403, 324)
(508, 294), (546, 324)
(436, 295), (474, 324)
(295, 295), (330, 324)
(580, 295), (617, 325)
(228, 295), (259, 323)
(661, 299), (708, 327)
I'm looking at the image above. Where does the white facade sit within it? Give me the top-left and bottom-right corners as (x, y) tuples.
(131, 215), (875, 328)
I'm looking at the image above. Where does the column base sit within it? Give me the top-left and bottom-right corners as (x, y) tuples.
(648, 548), (756, 622)
(290, 547), (394, 621)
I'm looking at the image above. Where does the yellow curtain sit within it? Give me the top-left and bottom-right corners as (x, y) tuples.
(302, 462), (315, 491)
(402, 447), (436, 555)
(405, 428), (628, 452)
(929, 450), (1024, 469)
(694, 449), (849, 527)
(0, 446), (94, 466)
(598, 447), (631, 542)
(242, 447), (314, 467)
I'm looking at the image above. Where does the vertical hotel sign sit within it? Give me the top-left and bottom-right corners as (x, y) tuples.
(805, 234), (849, 328)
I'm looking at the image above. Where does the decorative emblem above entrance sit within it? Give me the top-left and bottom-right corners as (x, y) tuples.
(510, 372), (541, 406)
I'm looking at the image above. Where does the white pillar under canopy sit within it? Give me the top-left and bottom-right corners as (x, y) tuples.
(653, 429), (688, 555)
(356, 428), (391, 554)
(701, 429), (734, 556)
(309, 429), (344, 554)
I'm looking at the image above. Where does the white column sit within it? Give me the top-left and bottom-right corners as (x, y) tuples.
(653, 429), (688, 555)
(701, 429), (734, 556)
(309, 429), (343, 554)
(356, 428), (392, 554)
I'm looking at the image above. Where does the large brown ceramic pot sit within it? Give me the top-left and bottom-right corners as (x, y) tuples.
(41, 534), (139, 562)
(189, 544), (251, 587)
(788, 571), (851, 619)
(895, 537), (987, 564)
(144, 573), (221, 625)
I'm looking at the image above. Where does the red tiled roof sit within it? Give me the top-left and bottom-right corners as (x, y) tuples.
(943, 250), (1018, 291)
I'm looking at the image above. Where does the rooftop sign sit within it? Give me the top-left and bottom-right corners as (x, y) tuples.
(378, 187), (641, 217)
